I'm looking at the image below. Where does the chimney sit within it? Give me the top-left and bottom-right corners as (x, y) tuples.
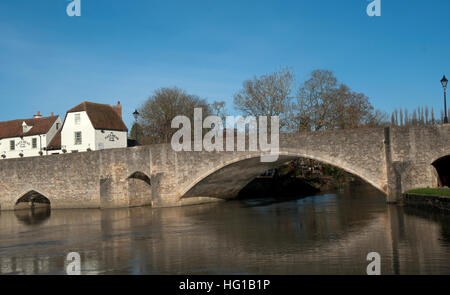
(51, 112), (54, 116)
(33, 111), (42, 119)
(112, 101), (122, 119)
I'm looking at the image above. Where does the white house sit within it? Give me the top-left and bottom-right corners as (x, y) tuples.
(59, 101), (128, 153)
(0, 112), (62, 159)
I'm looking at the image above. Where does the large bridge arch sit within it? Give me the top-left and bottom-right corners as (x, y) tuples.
(177, 150), (387, 201)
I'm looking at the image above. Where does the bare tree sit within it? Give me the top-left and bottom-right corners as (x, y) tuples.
(211, 101), (227, 122)
(420, 106), (425, 125)
(295, 69), (385, 131)
(432, 107), (436, 125)
(366, 109), (389, 127)
(412, 110), (418, 125)
(296, 69), (337, 131)
(400, 109), (404, 127)
(417, 106), (421, 124)
(233, 67), (295, 129)
(139, 87), (211, 144)
(404, 108), (409, 126)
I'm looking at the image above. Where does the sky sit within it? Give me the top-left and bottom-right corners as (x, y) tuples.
(1, 0), (450, 128)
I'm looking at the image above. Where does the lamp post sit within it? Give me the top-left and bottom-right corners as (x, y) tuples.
(133, 110), (140, 145)
(441, 75), (448, 124)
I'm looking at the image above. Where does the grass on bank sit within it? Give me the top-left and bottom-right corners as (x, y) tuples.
(406, 188), (450, 197)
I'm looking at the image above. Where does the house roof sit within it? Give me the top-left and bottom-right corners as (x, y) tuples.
(47, 131), (61, 151)
(66, 101), (128, 132)
(0, 116), (59, 140)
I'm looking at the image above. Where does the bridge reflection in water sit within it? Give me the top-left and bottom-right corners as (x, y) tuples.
(0, 184), (449, 275)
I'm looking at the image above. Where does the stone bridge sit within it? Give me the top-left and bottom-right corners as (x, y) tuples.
(0, 126), (449, 211)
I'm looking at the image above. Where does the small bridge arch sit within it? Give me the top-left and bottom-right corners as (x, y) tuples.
(127, 171), (152, 207)
(128, 171), (151, 186)
(15, 190), (51, 210)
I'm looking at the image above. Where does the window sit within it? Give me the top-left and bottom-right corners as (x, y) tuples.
(74, 132), (82, 145)
(32, 138), (37, 149)
(10, 140), (15, 151)
(75, 114), (81, 125)
(56, 123), (60, 130)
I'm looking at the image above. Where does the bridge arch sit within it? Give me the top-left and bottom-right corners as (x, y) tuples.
(14, 190), (51, 210)
(432, 154), (450, 187)
(127, 171), (152, 207)
(177, 151), (387, 201)
(128, 171), (151, 186)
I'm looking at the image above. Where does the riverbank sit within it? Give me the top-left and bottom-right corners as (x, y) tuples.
(403, 188), (450, 213)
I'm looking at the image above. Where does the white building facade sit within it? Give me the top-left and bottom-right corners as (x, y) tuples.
(0, 113), (62, 159)
(60, 101), (128, 153)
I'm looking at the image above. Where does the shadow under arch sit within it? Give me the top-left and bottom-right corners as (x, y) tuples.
(128, 171), (151, 186)
(432, 155), (450, 187)
(178, 152), (387, 201)
(127, 171), (152, 207)
(15, 190), (51, 211)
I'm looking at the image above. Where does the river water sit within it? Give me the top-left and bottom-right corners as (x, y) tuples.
(0, 183), (449, 275)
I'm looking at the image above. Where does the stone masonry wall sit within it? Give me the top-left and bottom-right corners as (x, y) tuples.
(0, 146), (152, 210)
(0, 125), (449, 210)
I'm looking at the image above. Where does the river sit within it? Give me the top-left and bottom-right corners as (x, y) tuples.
(0, 183), (449, 275)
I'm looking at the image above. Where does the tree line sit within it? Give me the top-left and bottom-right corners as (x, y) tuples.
(390, 106), (448, 127)
(131, 68), (394, 144)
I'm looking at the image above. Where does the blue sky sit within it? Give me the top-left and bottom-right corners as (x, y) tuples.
(1, 0), (449, 128)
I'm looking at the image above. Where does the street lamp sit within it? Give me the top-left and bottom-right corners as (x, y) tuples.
(133, 110), (140, 145)
(441, 75), (448, 124)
